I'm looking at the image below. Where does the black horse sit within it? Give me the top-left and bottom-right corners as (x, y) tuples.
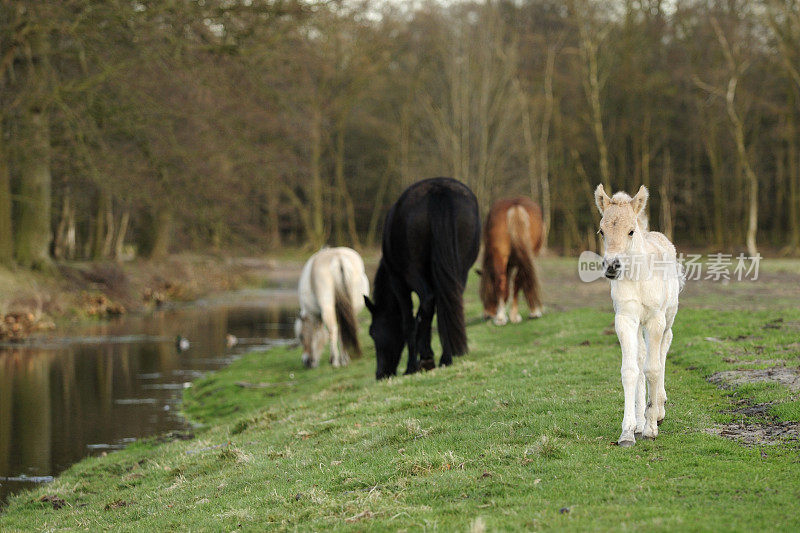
(365, 178), (481, 379)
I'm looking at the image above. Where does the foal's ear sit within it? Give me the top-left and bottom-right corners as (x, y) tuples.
(594, 184), (611, 215)
(364, 295), (376, 314)
(475, 269), (483, 277)
(631, 185), (649, 215)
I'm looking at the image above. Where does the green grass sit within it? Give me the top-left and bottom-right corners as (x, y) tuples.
(2, 277), (800, 531)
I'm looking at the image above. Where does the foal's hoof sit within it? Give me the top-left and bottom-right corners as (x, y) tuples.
(493, 316), (508, 326)
(420, 358), (436, 371)
(634, 432), (642, 440)
(529, 309), (543, 319)
(618, 439), (635, 447)
(639, 434), (655, 441)
(657, 418), (664, 426)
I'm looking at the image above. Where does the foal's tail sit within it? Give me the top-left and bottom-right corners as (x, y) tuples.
(507, 205), (542, 311)
(334, 261), (361, 358)
(429, 192), (469, 357)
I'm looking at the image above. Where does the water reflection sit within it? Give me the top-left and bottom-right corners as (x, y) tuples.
(0, 290), (297, 505)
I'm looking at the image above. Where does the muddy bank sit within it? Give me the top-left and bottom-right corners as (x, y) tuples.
(0, 254), (305, 339)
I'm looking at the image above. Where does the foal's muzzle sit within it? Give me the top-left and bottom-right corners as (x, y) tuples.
(603, 258), (621, 280)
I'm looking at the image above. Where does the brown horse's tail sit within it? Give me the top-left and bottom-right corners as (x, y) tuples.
(507, 205), (542, 312)
(334, 261), (361, 358)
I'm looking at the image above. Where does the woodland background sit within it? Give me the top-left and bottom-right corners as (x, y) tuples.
(2, 0), (800, 269)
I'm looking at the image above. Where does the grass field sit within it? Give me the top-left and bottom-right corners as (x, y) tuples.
(1, 260), (799, 531)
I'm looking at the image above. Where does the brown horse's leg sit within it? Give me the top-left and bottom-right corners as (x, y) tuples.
(508, 266), (523, 323)
(492, 254), (510, 326)
(521, 262), (543, 318)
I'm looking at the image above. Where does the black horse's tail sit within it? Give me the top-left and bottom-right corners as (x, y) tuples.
(335, 261), (361, 358)
(429, 192), (469, 357)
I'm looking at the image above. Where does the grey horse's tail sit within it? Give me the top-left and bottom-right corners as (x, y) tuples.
(335, 260), (361, 358)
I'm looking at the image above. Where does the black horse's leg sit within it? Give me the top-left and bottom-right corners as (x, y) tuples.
(439, 331), (454, 367)
(389, 278), (416, 375)
(376, 355), (397, 379)
(415, 292), (436, 371)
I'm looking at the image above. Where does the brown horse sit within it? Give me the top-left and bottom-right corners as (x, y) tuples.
(478, 198), (544, 325)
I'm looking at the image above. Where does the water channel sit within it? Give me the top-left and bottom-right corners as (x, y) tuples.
(0, 288), (298, 505)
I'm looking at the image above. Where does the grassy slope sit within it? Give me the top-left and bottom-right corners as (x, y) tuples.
(2, 276), (800, 531)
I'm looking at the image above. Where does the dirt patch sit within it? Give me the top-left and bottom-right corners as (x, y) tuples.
(705, 422), (800, 446)
(38, 495), (66, 510)
(708, 366), (800, 392)
(731, 402), (775, 417)
(104, 499), (132, 510)
(721, 357), (782, 365)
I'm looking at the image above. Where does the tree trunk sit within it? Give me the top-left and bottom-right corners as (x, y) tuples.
(520, 90), (539, 204)
(13, 29), (52, 270)
(539, 47), (556, 250)
(113, 210), (129, 261)
(91, 190), (111, 260)
(660, 148), (674, 241)
(267, 182), (281, 248)
(65, 203), (76, 260)
(702, 123), (726, 249)
(0, 133), (13, 265)
(787, 112), (799, 250)
(579, 18), (611, 190)
(640, 113), (652, 221)
(14, 110), (52, 269)
(53, 193), (70, 260)
(309, 103), (325, 248)
(712, 18), (758, 256)
(141, 208), (172, 260)
(101, 193), (115, 259)
(334, 124), (360, 248)
(366, 168), (392, 246)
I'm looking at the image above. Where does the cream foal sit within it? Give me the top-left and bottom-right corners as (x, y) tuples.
(595, 185), (682, 446)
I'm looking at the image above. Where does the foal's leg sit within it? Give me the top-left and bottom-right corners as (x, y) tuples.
(642, 313), (666, 439)
(634, 327), (647, 438)
(658, 307), (677, 424)
(615, 312), (640, 446)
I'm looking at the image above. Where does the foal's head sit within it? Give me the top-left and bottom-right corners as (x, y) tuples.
(594, 184), (648, 280)
(295, 311), (326, 368)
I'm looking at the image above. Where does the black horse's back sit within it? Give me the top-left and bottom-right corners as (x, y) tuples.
(367, 178), (480, 378)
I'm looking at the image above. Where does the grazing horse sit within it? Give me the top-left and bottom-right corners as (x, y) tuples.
(594, 185), (682, 447)
(364, 178), (481, 379)
(478, 197), (544, 326)
(295, 247), (370, 368)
